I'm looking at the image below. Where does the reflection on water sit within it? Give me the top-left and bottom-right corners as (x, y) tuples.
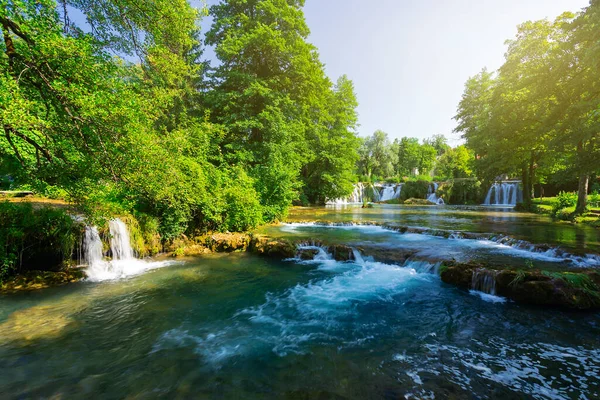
(0, 250), (599, 399)
(279, 204), (600, 254)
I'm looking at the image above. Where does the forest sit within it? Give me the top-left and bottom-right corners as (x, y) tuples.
(1, 0), (361, 240)
(1, 0), (599, 280)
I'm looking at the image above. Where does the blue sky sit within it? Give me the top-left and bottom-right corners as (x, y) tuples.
(299, 0), (590, 144)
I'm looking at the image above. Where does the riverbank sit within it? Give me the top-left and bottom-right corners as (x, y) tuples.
(531, 197), (600, 227)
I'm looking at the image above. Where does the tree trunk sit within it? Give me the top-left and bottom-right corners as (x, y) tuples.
(574, 174), (589, 216)
(521, 165), (531, 208)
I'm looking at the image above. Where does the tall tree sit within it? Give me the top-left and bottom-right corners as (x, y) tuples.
(205, 0), (335, 218)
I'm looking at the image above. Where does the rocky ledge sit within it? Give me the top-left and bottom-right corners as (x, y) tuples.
(440, 261), (600, 310)
(1, 269), (87, 293)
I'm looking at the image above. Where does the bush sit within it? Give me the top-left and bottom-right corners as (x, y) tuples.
(552, 191), (578, 216)
(0, 202), (80, 282)
(223, 169), (263, 232)
(438, 179), (481, 205)
(400, 181), (431, 201)
(589, 191), (600, 208)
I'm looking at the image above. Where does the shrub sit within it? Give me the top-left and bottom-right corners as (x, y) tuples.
(551, 191), (578, 216)
(589, 191), (600, 208)
(223, 169), (263, 232)
(400, 181), (430, 201)
(0, 202), (80, 282)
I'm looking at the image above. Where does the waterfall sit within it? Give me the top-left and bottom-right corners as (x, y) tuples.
(109, 219), (135, 260)
(82, 226), (104, 267)
(483, 181), (522, 206)
(471, 269), (497, 295)
(81, 218), (171, 281)
(379, 184), (399, 202)
(327, 182), (404, 204)
(426, 182), (445, 205)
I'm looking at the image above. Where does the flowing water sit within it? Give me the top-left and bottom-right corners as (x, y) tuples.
(1, 206), (599, 399)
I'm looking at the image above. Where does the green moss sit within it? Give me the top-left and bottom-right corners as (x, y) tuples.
(542, 271), (600, 300)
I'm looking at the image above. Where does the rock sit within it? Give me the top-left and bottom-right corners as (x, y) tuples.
(250, 235), (296, 259)
(297, 248), (319, 260)
(207, 233), (250, 252)
(327, 245), (355, 261)
(440, 261), (600, 309)
(403, 198), (436, 205)
(0, 268), (87, 293)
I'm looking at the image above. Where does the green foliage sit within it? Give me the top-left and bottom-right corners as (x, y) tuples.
(222, 168), (263, 232)
(0, 202), (79, 281)
(399, 181), (430, 201)
(455, 6), (600, 210)
(509, 270), (527, 288)
(437, 179), (481, 205)
(551, 191), (578, 216)
(542, 271), (600, 300)
(588, 190), (600, 208)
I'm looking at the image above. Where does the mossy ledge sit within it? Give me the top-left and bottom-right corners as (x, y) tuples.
(0, 269), (87, 293)
(440, 261), (600, 310)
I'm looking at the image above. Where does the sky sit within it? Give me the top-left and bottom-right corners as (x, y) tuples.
(298, 0), (590, 144)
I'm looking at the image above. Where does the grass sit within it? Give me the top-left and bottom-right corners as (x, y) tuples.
(542, 271), (600, 299)
(531, 197), (600, 227)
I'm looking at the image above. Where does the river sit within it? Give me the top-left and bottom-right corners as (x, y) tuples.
(0, 205), (599, 399)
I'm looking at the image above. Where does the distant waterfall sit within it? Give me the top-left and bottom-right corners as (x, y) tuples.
(471, 269), (497, 295)
(426, 183), (445, 205)
(327, 182), (447, 205)
(81, 218), (171, 281)
(327, 183), (403, 204)
(483, 181), (521, 206)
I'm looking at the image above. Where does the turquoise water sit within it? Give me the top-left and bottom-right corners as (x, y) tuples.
(1, 206), (599, 399)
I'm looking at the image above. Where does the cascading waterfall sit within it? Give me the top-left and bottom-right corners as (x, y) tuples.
(471, 269), (498, 295)
(483, 181), (522, 206)
(82, 218), (172, 281)
(327, 183), (405, 204)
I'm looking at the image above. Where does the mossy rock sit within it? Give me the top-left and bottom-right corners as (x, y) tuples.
(1, 268), (87, 293)
(327, 245), (355, 261)
(297, 248), (319, 260)
(250, 235), (296, 259)
(403, 198), (436, 205)
(440, 261), (600, 309)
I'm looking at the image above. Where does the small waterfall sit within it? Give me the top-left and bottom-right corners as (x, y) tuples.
(352, 248), (365, 265)
(379, 185), (397, 202)
(483, 181), (521, 206)
(426, 182), (445, 205)
(81, 218), (171, 281)
(394, 185), (403, 199)
(82, 226), (104, 267)
(109, 219), (135, 260)
(471, 269), (497, 295)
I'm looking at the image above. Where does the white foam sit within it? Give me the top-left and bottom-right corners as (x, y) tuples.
(469, 290), (507, 304)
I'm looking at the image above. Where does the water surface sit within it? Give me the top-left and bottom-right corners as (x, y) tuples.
(1, 206), (599, 399)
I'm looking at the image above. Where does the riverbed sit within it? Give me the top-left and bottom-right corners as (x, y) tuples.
(0, 205), (599, 399)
